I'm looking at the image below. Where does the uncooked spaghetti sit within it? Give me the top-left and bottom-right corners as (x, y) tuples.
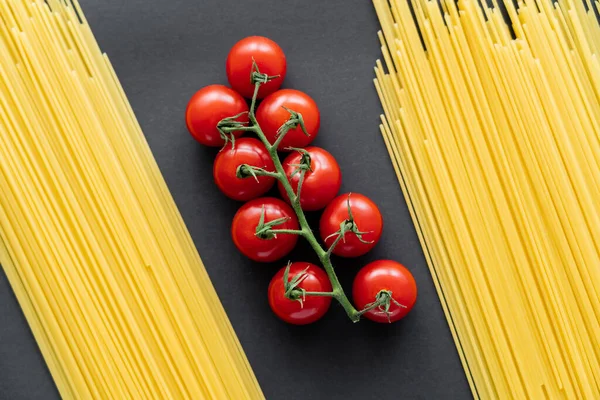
(374, 0), (600, 397)
(0, 1), (263, 398)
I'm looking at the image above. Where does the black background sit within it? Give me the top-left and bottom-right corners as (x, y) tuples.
(0, 1), (471, 399)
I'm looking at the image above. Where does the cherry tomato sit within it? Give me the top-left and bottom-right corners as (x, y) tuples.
(353, 260), (417, 323)
(268, 262), (332, 325)
(278, 147), (341, 211)
(226, 36), (286, 99)
(256, 89), (320, 150)
(213, 138), (275, 201)
(231, 197), (299, 262)
(185, 85), (249, 147)
(319, 193), (383, 258)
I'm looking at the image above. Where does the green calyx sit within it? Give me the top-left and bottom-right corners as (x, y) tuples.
(253, 205), (304, 239)
(217, 111), (252, 148)
(254, 205), (291, 239)
(286, 147), (313, 179)
(324, 193), (374, 256)
(358, 290), (407, 323)
(250, 59), (280, 85)
(282, 262), (335, 308)
(283, 262), (310, 307)
(236, 164), (260, 182)
(277, 106), (309, 138)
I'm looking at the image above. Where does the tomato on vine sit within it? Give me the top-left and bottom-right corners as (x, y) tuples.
(268, 262), (332, 325)
(319, 193), (383, 258)
(213, 138), (275, 201)
(278, 147), (341, 211)
(185, 85), (249, 147)
(226, 36), (286, 99)
(353, 260), (417, 323)
(231, 197), (299, 262)
(186, 44), (417, 324)
(256, 89), (320, 150)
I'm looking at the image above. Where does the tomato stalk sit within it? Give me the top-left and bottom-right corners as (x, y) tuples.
(240, 78), (365, 322)
(256, 123), (362, 318)
(235, 164), (280, 181)
(293, 291), (335, 297)
(221, 66), (382, 322)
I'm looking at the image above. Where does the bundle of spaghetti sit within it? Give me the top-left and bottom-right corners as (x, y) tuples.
(0, 0), (263, 398)
(373, 0), (600, 398)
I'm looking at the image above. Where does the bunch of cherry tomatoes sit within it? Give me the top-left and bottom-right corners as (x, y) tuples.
(186, 36), (417, 325)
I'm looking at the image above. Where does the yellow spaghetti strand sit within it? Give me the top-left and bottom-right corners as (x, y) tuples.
(0, 1), (264, 398)
(373, 0), (600, 398)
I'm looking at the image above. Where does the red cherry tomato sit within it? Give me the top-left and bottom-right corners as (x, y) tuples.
(185, 85), (249, 147)
(278, 147), (342, 211)
(353, 260), (417, 323)
(268, 262), (332, 325)
(213, 138), (276, 201)
(226, 36), (286, 99)
(256, 89), (320, 150)
(319, 193), (383, 258)
(231, 197), (299, 262)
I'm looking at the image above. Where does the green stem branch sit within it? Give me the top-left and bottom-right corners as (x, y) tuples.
(356, 299), (384, 317)
(219, 126), (256, 133)
(247, 82), (361, 322)
(268, 229), (305, 236)
(325, 222), (352, 257)
(237, 164), (281, 180)
(291, 290), (335, 298)
(250, 82), (260, 115)
(272, 126), (291, 150)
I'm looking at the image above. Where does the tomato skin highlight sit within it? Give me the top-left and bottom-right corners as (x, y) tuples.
(226, 36), (286, 99)
(268, 262), (332, 325)
(256, 89), (320, 150)
(278, 147), (342, 211)
(231, 197), (299, 263)
(319, 193), (383, 258)
(213, 138), (275, 201)
(185, 85), (249, 147)
(353, 260), (417, 323)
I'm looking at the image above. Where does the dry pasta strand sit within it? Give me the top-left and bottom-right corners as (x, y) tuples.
(0, 1), (264, 398)
(374, 0), (600, 398)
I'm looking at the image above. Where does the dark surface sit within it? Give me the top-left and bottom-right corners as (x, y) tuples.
(0, 1), (471, 399)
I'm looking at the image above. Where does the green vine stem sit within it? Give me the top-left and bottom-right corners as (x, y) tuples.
(219, 66), (392, 323)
